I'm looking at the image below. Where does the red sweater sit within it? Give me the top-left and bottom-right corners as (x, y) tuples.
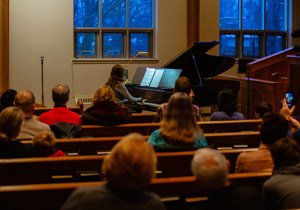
(48, 150), (66, 157)
(39, 107), (82, 125)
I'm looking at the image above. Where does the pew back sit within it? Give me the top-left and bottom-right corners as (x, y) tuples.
(21, 131), (260, 155)
(0, 173), (271, 210)
(0, 148), (258, 185)
(78, 119), (261, 137)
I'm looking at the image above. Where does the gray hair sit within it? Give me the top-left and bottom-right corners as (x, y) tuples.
(191, 148), (228, 189)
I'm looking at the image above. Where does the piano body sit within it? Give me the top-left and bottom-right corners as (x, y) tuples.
(126, 41), (239, 110)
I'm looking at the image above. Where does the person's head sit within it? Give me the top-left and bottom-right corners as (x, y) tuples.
(92, 86), (115, 105)
(105, 64), (126, 87)
(160, 92), (201, 145)
(102, 133), (157, 191)
(271, 138), (300, 170)
(218, 88), (237, 117)
(0, 89), (17, 112)
(260, 112), (289, 146)
(52, 84), (70, 106)
(255, 101), (273, 119)
(14, 90), (35, 116)
(191, 148), (229, 190)
(174, 76), (192, 96)
(33, 131), (57, 157)
(0, 107), (24, 142)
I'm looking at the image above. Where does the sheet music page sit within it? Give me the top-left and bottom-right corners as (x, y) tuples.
(150, 70), (164, 87)
(140, 68), (155, 86)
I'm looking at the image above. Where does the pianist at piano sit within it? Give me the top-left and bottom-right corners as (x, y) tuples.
(106, 64), (145, 107)
(125, 42), (239, 114)
(153, 76), (201, 122)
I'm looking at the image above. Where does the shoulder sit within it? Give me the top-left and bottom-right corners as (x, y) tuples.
(194, 132), (207, 147)
(61, 185), (106, 210)
(148, 129), (163, 145)
(140, 191), (166, 210)
(233, 112), (245, 119)
(36, 120), (51, 130)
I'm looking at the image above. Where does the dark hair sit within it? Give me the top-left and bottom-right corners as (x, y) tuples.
(52, 84), (70, 106)
(255, 101), (273, 118)
(174, 77), (192, 95)
(0, 89), (17, 112)
(271, 138), (300, 170)
(260, 112), (289, 145)
(218, 88), (237, 117)
(106, 64), (126, 87)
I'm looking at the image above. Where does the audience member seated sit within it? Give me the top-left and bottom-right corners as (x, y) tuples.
(81, 86), (131, 125)
(191, 148), (263, 210)
(61, 133), (166, 210)
(263, 138), (300, 210)
(255, 101), (273, 119)
(210, 88), (244, 121)
(0, 107), (34, 158)
(33, 131), (65, 157)
(0, 89), (17, 113)
(148, 92), (207, 148)
(106, 64), (144, 106)
(235, 112), (289, 173)
(14, 90), (51, 139)
(39, 84), (82, 125)
(153, 76), (201, 122)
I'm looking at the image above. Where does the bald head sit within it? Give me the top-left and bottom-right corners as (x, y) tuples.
(14, 90), (35, 116)
(52, 84), (70, 106)
(191, 148), (229, 190)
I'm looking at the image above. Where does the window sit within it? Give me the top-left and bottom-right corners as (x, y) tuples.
(219, 0), (287, 58)
(74, 0), (154, 59)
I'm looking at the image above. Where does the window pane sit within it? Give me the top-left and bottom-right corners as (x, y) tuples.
(102, 0), (126, 28)
(129, 0), (153, 28)
(130, 33), (150, 57)
(243, 35), (261, 58)
(266, 0), (285, 30)
(74, 0), (99, 27)
(76, 33), (96, 57)
(266, 35), (283, 55)
(219, 34), (237, 58)
(219, 0), (239, 29)
(103, 33), (123, 58)
(242, 0), (262, 30)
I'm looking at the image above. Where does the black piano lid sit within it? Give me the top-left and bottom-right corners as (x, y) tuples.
(162, 41), (236, 85)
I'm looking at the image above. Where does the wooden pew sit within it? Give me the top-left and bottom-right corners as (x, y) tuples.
(0, 148), (258, 185)
(129, 113), (156, 123)
(34, 101), (84, 116)
(21, 131), (260, 155)
(0, 173), (271, 210)
(78, 119), (261, 137)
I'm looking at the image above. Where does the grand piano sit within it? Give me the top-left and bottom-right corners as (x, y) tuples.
(126, 41), (239, 111)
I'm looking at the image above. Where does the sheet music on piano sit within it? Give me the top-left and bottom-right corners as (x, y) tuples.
(125, 67), (182, 112)
(132, 67), (182, 90)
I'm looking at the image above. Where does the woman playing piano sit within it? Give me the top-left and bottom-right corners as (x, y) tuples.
(147, 92), (207, 148)
(106, 64), (144, 106)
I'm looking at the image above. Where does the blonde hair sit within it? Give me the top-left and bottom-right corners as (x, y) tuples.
(92, 86), (115, 105)
(0, 107), (24, 142)
(102, 133), (157, 191)
(160, 92), (202, 145)
(33, 131), (56, 157)
(105, 64), (126, 87)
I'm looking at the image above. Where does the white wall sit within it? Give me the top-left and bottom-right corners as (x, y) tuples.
(10, 0), (187, 107)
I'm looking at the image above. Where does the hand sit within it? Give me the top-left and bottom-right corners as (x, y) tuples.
(280, 98), (295, 120)
(141, 99), (147, 104)
(289, 116), (300, 130)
